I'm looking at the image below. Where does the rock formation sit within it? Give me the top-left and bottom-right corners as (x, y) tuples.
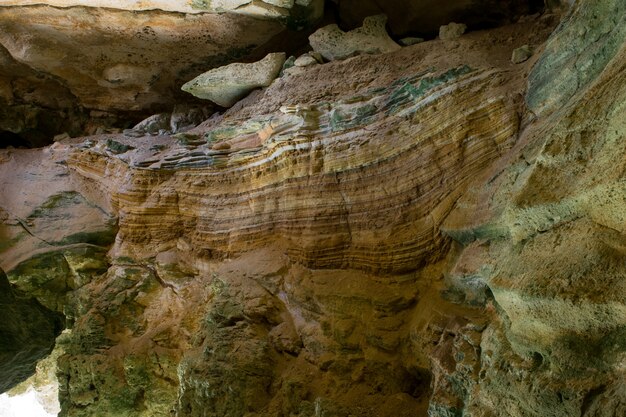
(182, 53), (287, 107)
(0, 0), (322, 145)
(309, 14), (400, 61)
(0, 1), (625, 417)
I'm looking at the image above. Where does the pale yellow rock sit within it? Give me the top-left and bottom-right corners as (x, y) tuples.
(0, 6), (286, 111)
(294, 53), (318, 67)
(439, 22), (467, 40)
(182, 52), (286, 107)
(309, 14), (401, 61)
(511, 44), (533, 63)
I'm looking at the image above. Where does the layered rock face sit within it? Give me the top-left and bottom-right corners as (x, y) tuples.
(1, 0), (625, 416)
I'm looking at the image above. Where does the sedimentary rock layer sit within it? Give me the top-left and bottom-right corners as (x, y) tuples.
(65, 65), (519, 273)
(2, 5), (625, 417)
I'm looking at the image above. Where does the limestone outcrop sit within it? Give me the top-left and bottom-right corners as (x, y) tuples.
(0, 0), (322, 145)
(0, 1), (625, 417)
(309, 15), (401, 61)
(182, 53), (287, 107)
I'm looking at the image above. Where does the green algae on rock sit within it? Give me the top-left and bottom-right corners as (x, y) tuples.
(0, 268), (63, 393)
(527, 0), (626, 115)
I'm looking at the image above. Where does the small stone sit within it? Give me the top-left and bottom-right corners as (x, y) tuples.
(511, 45), (533, 64)
(106, 139), (134, 154)
(294, 54), (318, 67)
(399, 37), (424, 46)
(133, 113), (171, 135)
(283, 66), (305, 76)
(281, 55), (296, 74)
(182, 52), (286, 107)
(212, 142), (231, 150)
(123, 129), (144, 138)
(262, 0), (295, 8)
(53, 132), (71, 142)
(439, 22), (467, 40)
(308, 51), (324, 63)
(309, 14), (401, 61)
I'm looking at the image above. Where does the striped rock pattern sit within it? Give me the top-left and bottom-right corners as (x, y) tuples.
(66, 66), (519, 273)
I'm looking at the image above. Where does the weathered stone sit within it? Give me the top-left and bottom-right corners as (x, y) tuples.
(294, 53), (319, 67)
(1, 5), (625, 417)
(309, 14), (401, 61)
(511, 44), (533, 63)
(182, 52), (286, 107)
(132, 113), (170, 135)
(399, 37), (424, 46)
(439, 22), (467, 40)
(0, 268), (63, 393)
(527, 0), (626, 115)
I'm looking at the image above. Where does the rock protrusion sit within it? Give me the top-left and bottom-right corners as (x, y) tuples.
(309, 14), (401, 61)
(181, 52), (286, 107)
(439, 22), (467, 40)
(511, 45), (533, 63)
(399, 37), (424, 46)
(294, 52), (318, 67)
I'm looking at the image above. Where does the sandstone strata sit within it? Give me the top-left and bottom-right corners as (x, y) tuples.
(0, 2), (625, 417)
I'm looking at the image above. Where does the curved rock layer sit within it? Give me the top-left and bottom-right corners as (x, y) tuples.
(0, 2), (625, 417)
(66, 65), (519, 273)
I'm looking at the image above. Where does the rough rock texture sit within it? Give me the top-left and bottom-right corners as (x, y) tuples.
(511, 44), (533, 63)
(439, 22), (467, 40)
(527, 0), (626, 115)
(0, 2), (625, 417)
(1, 0), (324, 18)
(182, 53), (287, 107)
(0, 268), (63, 393)
(0, 1), (322, 144)
(309, 14), (400, 61)
(0, 6), (286, 113)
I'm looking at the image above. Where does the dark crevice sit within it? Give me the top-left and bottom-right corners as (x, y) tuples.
(328, 0), (547, 39)
(0, 268), (64, 393)
(0, 131), (30, 149)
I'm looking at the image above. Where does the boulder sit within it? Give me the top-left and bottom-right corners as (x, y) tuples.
(439, 22), (467, 40)
(309, 14), (401, 61)
(399, 37), (424, 46)
(181, 52), (286, 107)
(511, 45), (533, 63)
(294, 53), (319, 67)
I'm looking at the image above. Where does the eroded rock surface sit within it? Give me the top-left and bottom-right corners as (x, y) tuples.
(309, 14), (401, 61)
(182, 53), (287, 107)
(0, 2), (625, 417)
(0, 0), (322, 144)
(0, 269), (63, 393)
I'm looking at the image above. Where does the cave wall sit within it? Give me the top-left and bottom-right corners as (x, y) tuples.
(0, 0), (625, 416)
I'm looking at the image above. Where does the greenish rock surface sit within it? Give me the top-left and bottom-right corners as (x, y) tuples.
(511, 44), (533, 63)
(527, 0), (626, 115)
(439, 22), (466, 40)
(0, 268), (63, 393)
(182, 53), (286, 107)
